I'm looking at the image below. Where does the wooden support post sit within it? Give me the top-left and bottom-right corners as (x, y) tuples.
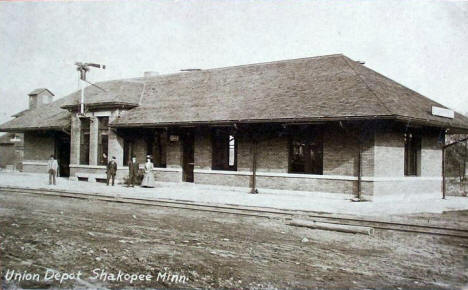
(442, 145), (446, 199)
(251, 134), (258, 194)
(357, 130), (362, 200)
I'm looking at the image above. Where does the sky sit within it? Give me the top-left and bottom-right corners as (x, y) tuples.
(0, 0), (467, 126)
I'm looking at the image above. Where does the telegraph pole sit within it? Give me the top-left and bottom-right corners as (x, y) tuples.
(74, 62), (106, 114)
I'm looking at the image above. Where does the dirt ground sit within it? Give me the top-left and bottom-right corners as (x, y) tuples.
(0, 191), (467, 289)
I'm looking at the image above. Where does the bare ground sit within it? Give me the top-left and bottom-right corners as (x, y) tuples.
(0, 191), (467, 289)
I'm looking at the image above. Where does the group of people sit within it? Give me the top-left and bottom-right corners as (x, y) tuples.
(106, 155), (155, 188)
(47, 154), (156, 188)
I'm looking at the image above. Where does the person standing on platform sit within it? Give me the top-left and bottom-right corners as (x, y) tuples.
(47, 155), (58, 185)
(128, 156), (139, 187)
(141, 155), (155, 188)
(106, 156), (118, 186)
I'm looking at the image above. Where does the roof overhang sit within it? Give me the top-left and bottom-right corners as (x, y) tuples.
(109, 115), (396, 128)
(61, 102), (139, 111)
(0, 125), (69, 133)
(110, 114), (468, 132)
(394, 116), (468, 134)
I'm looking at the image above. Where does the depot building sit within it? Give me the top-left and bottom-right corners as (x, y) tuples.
(1, 54), (468, 200)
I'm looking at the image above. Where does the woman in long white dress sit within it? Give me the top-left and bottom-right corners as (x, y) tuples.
(141, 156), (155, 188)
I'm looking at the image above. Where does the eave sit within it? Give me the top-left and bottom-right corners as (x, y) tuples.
(61, 102), (139, 111)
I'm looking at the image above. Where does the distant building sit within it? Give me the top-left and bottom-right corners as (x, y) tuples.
(1, 54), (468, 200)
(0, 132), (23, 170)
(0, 88), (53, 170)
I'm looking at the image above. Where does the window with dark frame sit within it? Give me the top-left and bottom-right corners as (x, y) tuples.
(79, 118), (90, 165)
(289, 127), (323, 175)
(404, 132), (421, 176)
(97, 117), (109, 165)
(212, 128), (237, 171)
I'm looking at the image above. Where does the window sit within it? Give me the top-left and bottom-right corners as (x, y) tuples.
(289, 127), (323, 174)
(404, 132), (421, 176)
(79, 118), (90, 165)
(97, 117), (109, 165)
(212, 128), (237, 171)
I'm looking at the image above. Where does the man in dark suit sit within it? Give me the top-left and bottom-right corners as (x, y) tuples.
(128, 156), (139, 187)
(106, 156), (118, 186)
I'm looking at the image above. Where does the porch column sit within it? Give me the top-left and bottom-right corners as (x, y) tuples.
(70, 114), (81, 165)
(109, 110), (124, 166)
(89, 116), (99, 165)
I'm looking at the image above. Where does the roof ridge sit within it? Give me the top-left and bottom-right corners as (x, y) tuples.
(358, 64), (452, 111)
(341, 55), (393, 116)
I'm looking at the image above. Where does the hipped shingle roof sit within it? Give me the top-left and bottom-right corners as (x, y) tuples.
(0, 79), (144, 132)
(111, 54), (468, 130)
(1, 54), (468, 132)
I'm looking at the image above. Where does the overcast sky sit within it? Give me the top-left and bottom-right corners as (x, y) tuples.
(0, 0), (467, 125)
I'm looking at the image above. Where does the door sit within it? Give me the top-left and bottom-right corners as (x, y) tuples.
(55, 133), (70, 177)
(182, 131), (194, 182)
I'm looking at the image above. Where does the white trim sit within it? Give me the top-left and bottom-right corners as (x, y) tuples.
(193, 169), (358, 181)
(256, 172), (358, 180)
(153, 167), (182, 172)
(70, 164), (106, 169)
(22, 161), (48, 166)
(70, 164), (182, 172)
(361, 176), (443, 182)
(194, 169), (252, 176)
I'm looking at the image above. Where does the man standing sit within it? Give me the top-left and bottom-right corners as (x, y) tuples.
(47, 155), (58, 185)
(128, 156), (139, 187)
(106, 156), (118, 186)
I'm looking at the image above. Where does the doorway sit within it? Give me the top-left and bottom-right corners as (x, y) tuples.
(55, 133), (70, 177)
(182, 131), (194, 182)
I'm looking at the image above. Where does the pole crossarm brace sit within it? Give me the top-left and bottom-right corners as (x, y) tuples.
(444, 137), (468, 149)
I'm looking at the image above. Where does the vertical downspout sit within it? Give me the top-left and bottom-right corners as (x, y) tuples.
(357, 131), (362, 200)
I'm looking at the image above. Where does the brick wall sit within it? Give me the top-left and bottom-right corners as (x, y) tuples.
(256, 175), (355, 194)
(22, 131), (55, 174)
(194, 128), (211, 169)
(237, 134), (252, 171)
(190, 128), (358, 193)
(23, 132), (55, 161)
(323, 127), (359, 176)
(70, 114), (81, 165)
(108, 110), (124, 166)
(421, 132), (442, 177)
(256, 136), (288, 173)
(89, 116), (99, 165)
(167, 138), (182, 169)
(70, 165), (182, 183)
(374, 130), (405, 177)
(194, 171), (251, 187)
(363, 128), (443, 199)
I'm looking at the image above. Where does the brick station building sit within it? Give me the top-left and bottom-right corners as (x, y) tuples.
(1, 54), (468, 200)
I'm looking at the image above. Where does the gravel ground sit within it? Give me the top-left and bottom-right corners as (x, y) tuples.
(0, 191), (467, 289)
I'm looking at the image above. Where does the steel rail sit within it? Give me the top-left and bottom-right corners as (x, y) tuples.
(1, 186), (468, 239)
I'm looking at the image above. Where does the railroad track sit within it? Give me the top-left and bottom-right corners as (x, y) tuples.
(1, 186), (468, 239)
